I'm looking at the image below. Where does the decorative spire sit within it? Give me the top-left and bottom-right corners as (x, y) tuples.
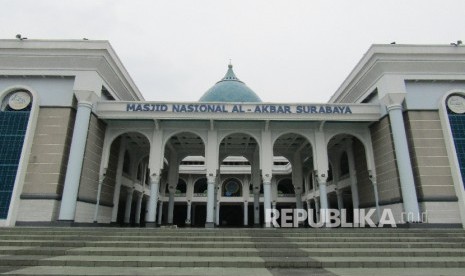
(221, 63), (242, 82)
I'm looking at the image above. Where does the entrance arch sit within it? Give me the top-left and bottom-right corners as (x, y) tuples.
(218, 133), (259, 227)
(163, 131), (205, 227)
(104, 132), (151, 226)
(326, 133), (378, 222)
(273, 132), (313, 219)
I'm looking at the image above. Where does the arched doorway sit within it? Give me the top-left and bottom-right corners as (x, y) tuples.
(219, 178), (243, 226)
(109, 132), (151, 227)
(163, 132), (205, 227)
(218, 133), (259, 227)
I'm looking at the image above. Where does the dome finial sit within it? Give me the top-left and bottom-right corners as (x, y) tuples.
(228, 59), (233, 68)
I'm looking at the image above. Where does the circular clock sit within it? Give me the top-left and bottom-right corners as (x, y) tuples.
(8, 91), (31, 110)
(447, 95), (465, 114)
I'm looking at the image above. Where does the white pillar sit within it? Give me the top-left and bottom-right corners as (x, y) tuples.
(146, 175), (160, 227)
(205, 128), (219, 228)
(382, 95), (420, 222)
(215, 201), (220, 226)
(371, 177), (381, 223)
(253, 191), (260, 226)
(205, 175), (216, 228)
(135, 192), (143, 225)
(167, 191), (175, 224)
(124, 188), (134, 225)
(214, 184), (219, 225)
(314, 197), (320, 223)
(336, 189), (344, 211)
(295, 192), (303, 210)
(263, 178), (272, 227)
(58, 100), (94, 221)
(186, 201), (192, 226)
(272, 201), (277, 210)
(318, 180), (329, 224)
(346, 141), (360, 209)
(243, 201), (248, 226)
(157, 201), (163, 225)
(111, 138), (126, 223)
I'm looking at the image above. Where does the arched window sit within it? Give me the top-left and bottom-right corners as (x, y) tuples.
(176, 179), (187, 195)
(277, 178), (294, 197)
(193, 177), (208, 196)
(0, 90), (33, 219)
(222, 178), (242, 197)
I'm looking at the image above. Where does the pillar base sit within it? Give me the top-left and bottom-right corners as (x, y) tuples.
(145, 222), (157, 228)
(205, 222), (215, 228)
(253, 223), (261, 228)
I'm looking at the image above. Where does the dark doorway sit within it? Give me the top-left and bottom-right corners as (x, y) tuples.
(219, 204), (243, 227)
(192, 204), (206, 227)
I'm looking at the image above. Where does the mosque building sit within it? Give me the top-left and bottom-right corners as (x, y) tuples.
(1, 39), (465, 228)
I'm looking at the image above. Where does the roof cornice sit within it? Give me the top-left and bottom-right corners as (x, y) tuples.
(0, 39), (143, 101)
(329, 44), (465, 104)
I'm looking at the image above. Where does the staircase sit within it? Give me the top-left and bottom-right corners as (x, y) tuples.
(0, 227), (465, 275)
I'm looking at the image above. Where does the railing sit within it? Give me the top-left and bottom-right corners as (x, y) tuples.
(278, 193), (295, 198)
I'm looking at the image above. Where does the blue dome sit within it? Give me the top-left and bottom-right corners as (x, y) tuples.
(199, 65), (262, 103)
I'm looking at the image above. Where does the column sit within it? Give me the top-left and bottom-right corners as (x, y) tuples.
(243, 201), (248, 226)
(185, 201), (192, 226)
(205, 175), (216, 228)
(253, 191), (260, 226)
(215, 201), (220, 226)
(315, 130), (329, 225)
(383, 96), (420, 222)
(306, 199), (311, 226)
(336, 189), (344, 211)
(371, 177), (381, 223)
(135, 192), (143, 226)
(111, 137), (126, 223)
(146, 175), (160, 227)
(124, 188), (134, 225)
(167, 191), (175, 224)
(263, 176), (272, 227)
(295, 192), (303, 210)
(314, 197), (320, 223)
(205, 129), (219, 228)
(157, 201), (163, 225)
(214, 184), (219, 225)
(58, 97), (95, 221)
(272, 201), (277, 210)
(93, 176), (105, 223)
(318, 179), (329, 224)
(346, 140), (360, 209)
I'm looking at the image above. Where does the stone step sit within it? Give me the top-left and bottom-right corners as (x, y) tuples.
(3, 246), (465, 258)
(1, 255), (465, 269)
(1, 241), (464, 251)
(2, 235), (464, 243)
(1, 240), (464, 250)
(4, 266), (465, 276)
(1, 227), (465, 275)
(1, 228), (464, 236)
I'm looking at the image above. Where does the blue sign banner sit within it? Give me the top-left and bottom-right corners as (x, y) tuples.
(126, 103), (352, 114)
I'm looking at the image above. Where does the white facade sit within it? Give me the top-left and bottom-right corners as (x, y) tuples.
(1, 40), (465, 228)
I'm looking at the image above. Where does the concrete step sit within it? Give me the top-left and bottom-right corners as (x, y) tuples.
(1, 233), (464, 242)
(1, 255), (465, 269)
(3, 246), (465, 258)
(1, 240), (464, 249)
(1, 227), (465, 274)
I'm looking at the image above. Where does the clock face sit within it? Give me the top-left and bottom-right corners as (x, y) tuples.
(8, 91), (31, 110)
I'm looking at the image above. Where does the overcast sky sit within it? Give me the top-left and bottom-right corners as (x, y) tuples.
(1, 0), (465, 103)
